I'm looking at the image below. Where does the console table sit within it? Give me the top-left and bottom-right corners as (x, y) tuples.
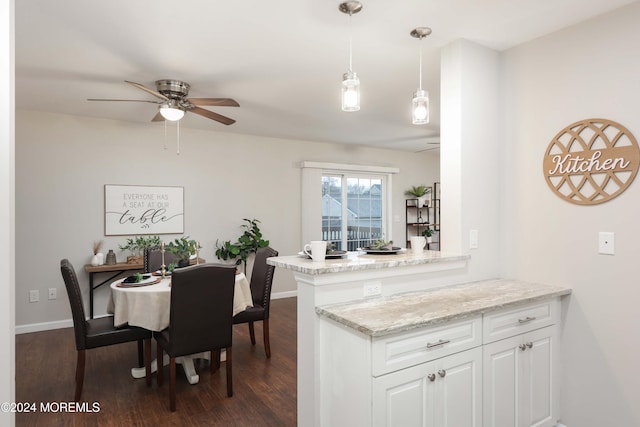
(84, 257), (205, 318)
(84, 262), (143, 318)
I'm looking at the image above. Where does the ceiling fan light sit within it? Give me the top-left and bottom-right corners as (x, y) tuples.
(412, 89), (429, 125)
(159, 103), (185, 121)
(342, 71), (360, 112)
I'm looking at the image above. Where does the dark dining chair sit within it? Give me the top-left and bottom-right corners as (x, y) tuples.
(144, 247), (179, 273)
(155, 263), (237, 411)
(233, 247), (278, 358)
(60, 259), (152, 401)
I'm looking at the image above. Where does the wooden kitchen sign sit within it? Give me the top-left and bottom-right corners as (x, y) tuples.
(543, 118), (639, 205)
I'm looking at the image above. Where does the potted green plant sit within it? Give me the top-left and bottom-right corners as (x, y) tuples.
(404, 185), (432, 207)
(119, 235), (162, 264)
(215, 218), (269, 273)
(421, 227), (434, 243)
(166, 236), (198, 268)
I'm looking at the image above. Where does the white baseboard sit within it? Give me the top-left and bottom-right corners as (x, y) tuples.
(15, 291), (298, 335)
(15, 319), (73, 335)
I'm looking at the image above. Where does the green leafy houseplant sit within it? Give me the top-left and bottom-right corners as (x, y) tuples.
(404, 185), (431, 198)
(166, 237), (198, 267)
(119, 235), (162, 262)
(215, 218), (269, 273)
(421, 227), (434, 238)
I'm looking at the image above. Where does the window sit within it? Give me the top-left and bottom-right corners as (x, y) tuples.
(300, 162), (398, 250)
(322, 173), (386, 251)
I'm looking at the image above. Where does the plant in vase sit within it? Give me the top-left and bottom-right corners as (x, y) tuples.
(119, 235), (162, 264)
(422, 227), (434, 243)
(404, 185), (432, 207)
(166, 237), (199, 268)
(215, 218), (269, 273)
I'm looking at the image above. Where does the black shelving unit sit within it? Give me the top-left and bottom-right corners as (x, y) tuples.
(405, 182), (440, 250)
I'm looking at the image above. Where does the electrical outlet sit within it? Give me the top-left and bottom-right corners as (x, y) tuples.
(48, 288), (57, 300)
(363, 281), (382, 297)
(29, 290), (39, 303)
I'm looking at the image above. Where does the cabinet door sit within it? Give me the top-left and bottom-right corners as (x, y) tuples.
(435, 346), (482, 427)
(483, 326), (557, 427)
(483, 334), (523, 427)
(373, 347), (482, 427)
(373, 361), (437, 427)
(521, 327), (557, 427)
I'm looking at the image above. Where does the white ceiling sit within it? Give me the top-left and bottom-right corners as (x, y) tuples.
(15, 0), (637, 152)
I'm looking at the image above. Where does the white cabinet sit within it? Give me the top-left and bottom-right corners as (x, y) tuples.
(483, 303), (560, 427)
(318, 293), (564, 427)
(373, 346), (482, 427)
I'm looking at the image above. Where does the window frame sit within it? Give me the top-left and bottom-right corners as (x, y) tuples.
(300, 161), (398, 250)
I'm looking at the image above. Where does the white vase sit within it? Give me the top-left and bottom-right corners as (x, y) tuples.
(409, 236), (426, 253)
(96, 252), (104, 265)
(90, 254), (99, 266)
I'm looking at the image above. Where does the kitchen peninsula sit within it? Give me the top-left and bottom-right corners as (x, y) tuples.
(268, 251), (571, 427)
(267, 250), (471, 426)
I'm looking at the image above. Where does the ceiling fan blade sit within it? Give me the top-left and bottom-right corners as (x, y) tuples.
(187, 98), (239, 107)
(151, 112), (164, 122)
(125, 80), (169, 101)
(87, 98), (160, 104)
(189, 106), (236, 125)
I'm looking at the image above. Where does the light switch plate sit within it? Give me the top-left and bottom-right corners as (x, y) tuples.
(598, 232), (615, 255)
(469, 229), (479, 249)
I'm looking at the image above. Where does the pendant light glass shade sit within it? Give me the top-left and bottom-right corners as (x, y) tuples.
(342, 71), (360, 112)
(159, 100), (185, 121)
(339, 2), (363, 112)
(412, 89), (429, 124)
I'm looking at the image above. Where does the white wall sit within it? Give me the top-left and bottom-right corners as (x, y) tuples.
(441, 39), (502, 279)
(1, 1), (15, 425)
(15, 111), (439, 329)
(501, 3), (640, 425)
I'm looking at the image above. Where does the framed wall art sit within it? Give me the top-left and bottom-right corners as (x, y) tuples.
(104, 184), (184, 235)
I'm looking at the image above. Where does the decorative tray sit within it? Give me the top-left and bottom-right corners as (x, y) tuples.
(360, 246), (404, 255)
(117, 275), (162, 287)
(298, 250), (348, 259)
(152, 270), (172, 276)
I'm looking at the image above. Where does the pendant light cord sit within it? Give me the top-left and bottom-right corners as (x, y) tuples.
(348, 12), (354, 72)
(418, 38), (423, 90)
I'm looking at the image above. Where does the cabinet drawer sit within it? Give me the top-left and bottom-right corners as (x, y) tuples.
(372, 317), (481, 377)
(482, 298), (559, 344)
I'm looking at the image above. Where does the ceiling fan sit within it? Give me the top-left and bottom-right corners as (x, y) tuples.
(88, 79), (239, 125)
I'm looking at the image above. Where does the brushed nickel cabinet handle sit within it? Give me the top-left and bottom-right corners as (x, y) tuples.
(519, 344), (527, 351)
(526, 342), (533, 349)
(438, 369), (446, 378)
(427, 373), (436, 382)
(426, 339), (451, 349)
(518, 316), (536, 324)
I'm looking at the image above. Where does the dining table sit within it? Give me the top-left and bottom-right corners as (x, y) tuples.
(106, 269), (253, 384)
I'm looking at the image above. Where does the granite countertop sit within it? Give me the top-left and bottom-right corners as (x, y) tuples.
(315, 279), (572, 337)
(266, 250), (470, 275)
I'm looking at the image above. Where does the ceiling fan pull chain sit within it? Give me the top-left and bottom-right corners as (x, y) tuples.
(163, 120), (168, 150)
(176, 120), (180, 155)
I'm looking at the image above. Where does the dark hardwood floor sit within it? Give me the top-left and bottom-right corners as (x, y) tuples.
(15, 297), (297, 427)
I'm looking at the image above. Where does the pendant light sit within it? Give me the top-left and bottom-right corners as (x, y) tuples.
(410, 27), (431, 125)
(339, 1), (363, 112)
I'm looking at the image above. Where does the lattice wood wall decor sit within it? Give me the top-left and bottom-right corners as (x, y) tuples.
(543, 118), (640, 205)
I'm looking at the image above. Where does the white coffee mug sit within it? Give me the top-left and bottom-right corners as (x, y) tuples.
(409, 236), (426, 253)
(304, 240), (327, 262)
